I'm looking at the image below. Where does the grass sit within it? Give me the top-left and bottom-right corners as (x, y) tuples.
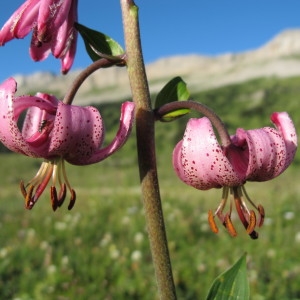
(0, 76), (300, 299)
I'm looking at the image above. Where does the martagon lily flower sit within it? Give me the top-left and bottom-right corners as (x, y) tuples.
(0, 78), (135, 210)
(173, 114), (297, 238)
(0, 0), (78, 74)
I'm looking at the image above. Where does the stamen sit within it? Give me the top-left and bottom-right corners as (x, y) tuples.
(20, 158), (78, 210)
(233, 189), (250, 230)
(257, 204), (265, 227)
(25, 185), (34, 209)
(57, 183), (67, 207)
(32, 164), (53, 202)
(61, 159), (77, 210)
(20, 181), (27, 198)
(246, 210), (256, 234)
(68, 189), (76, 210)
(27, 162), (49, 187)
(211, 185), (263, 238)
(224, 213), (237, 237)
(208, 210), (219, 233)
(50, 186), (58, 211)
(215, 187), (229, 222)
(241, 185), (260, 211)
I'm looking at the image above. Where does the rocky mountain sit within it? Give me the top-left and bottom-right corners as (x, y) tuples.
(14, 29), (300, 105)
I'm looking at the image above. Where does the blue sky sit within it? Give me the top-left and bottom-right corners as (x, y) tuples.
(1, 0), (300, 82)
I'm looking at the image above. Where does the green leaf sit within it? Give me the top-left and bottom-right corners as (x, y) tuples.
(155, 76), (190, 108)
(75, 22), (124, 61)
(205, 253), (250, 300)
(155, 76), (190, 121)
(159, 108), (191, 122)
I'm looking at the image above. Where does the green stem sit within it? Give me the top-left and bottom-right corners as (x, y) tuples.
(120, 1), (177, 299)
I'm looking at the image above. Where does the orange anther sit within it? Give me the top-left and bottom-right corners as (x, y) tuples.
(208, 210), (219, 234)
(246, 210), (257, 234)
(224, 213), (237, 237)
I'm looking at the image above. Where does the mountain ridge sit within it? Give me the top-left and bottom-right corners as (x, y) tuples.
(13, 28), (300, 105)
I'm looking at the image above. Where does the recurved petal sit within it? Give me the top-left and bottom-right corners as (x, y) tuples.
(51, 19), (69, 58)
(271, 112), (297, 169)
(0, 78), (36, 156)
(233, 113), (297, 181)
(0, 0), (39, 44)
(21, 93), (57, 153)
(233, 127), (286, 181)
(60, 29), (77, 74)
(233, 112), (297, 182)
(52, 0), (78, 73)
(29, 33), (51, 61)
(11, 0), (40, 39)
(38, 0), (72, 35)
(172, 117), (244, 190)
(68, 101), (135, 165)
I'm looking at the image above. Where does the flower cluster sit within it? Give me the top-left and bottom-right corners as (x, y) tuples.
(173, 113), (297, 238)
(0, 0), (298, 242)
(0, 78), (135, 210)
(0, 0), (78, 73)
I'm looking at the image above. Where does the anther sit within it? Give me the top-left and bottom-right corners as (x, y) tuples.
(224, 213), (237, 237)
(246, 210), (257, 234)
(68, 189), (76, 210)
(25, 185), (34, 209)
(208, 210), (219, 233)
(257, 204), (265, 227)
(50, 186), (58, 211)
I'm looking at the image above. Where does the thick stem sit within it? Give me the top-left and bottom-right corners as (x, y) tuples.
(155, 100), (232, 147)
(120, 1), (177, 299)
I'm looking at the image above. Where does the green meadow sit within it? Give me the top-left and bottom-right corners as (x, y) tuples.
(0, 76), (300, 299)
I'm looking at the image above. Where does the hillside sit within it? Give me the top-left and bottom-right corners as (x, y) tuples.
(12, 28), (300, 105)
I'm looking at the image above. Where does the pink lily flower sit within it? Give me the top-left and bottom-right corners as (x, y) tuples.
(173, 113), (297, 238)
(0, 0), (78, 74)
(0, 78), (135, 210)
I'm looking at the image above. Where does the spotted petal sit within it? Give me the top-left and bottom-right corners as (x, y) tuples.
(173, 117), (244, 190)
(49, 102), (104, 161)
(68, 101), (135, 165)
(0, 78), (56, 156)
(231, 112), (297, 182)
(0, 78), (117, 164)
(271, 112), (297, 170)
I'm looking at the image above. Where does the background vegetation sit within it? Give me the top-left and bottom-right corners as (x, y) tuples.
(0, 76), (300, 299)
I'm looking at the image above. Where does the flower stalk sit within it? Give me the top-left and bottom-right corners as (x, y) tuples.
(120, 0), (177, 299)
(155, 100), (232, 147)
(63, 56), (126, 105)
